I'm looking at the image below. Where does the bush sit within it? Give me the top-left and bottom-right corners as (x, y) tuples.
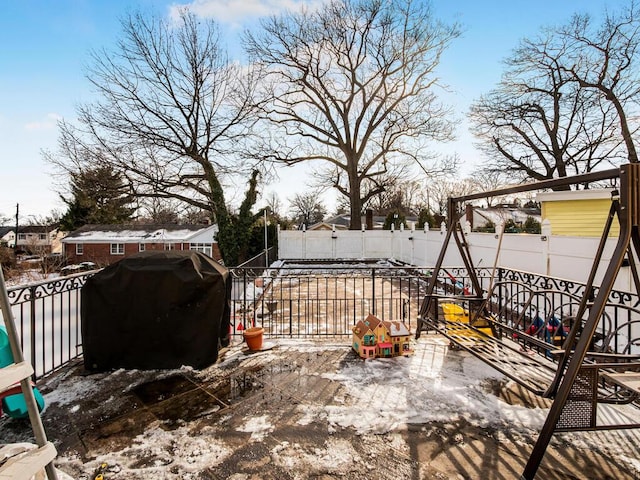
(523, 216), (541, 234)
(504, 219), (519, 233)
(383, 211), (407, 230)
(475, 220), (495, 233)
(0, 246), (17, 281)
(417, 208), (436, 229)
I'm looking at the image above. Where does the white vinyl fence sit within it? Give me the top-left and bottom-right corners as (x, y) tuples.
(277, 222), (631, 292)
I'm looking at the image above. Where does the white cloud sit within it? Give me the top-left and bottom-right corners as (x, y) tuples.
(169, 0), (324, 25)
(24, 113), (62, 131)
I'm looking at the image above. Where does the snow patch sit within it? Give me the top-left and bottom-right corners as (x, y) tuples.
(237, 415), (274, 441)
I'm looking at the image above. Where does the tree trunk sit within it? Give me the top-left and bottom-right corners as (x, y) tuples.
(349, 172), (362, 230)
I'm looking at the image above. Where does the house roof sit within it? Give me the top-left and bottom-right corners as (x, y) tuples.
(383, 321), (411, 337)
(536, 188), (615, 202)
(308, 214), (419, 231)
(11, 225), (59, 234)
(472, 207), (540, 227)
(62, 224), (217, 243)
(352, 320), (373, 339)
(363, 314), (383, 330)
(0, 226), (14, 238)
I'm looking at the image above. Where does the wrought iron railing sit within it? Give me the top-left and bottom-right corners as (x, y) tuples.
(229, 263), (493, 338)
(4, 263), (638, 380)
(6, 271), (95, 379)
(494, 267), (640, 356)
(236, 247), (277, 271)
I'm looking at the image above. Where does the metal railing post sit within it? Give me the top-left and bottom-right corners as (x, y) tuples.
(372, 268), (376, 315)
(29, 285), (37, 375)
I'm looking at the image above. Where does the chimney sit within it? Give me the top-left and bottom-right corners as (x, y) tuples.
(465, 204), (474, 230)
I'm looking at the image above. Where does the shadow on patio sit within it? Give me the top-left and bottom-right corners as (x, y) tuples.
(1, 336), (639, 479)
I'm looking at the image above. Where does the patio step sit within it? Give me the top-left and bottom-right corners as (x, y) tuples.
(0, 442), (57, 479)
(0, 362), (33, 393)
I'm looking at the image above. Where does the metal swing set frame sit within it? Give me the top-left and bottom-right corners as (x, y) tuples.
(415, 163), (640, 479)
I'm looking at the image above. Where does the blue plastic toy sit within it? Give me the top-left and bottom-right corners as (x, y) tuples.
(0, 325), (45, 419)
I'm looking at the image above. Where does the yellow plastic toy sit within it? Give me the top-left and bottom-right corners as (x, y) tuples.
(440, 302), (494, 338)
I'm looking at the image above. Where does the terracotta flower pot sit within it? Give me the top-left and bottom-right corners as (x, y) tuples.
(243, 327), (264, 351)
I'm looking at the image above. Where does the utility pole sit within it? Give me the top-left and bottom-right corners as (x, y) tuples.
(14, 203), (19, 251)
(264, 208), (269, 268)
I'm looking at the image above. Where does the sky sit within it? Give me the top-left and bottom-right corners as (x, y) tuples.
(0, 0), (632, 223)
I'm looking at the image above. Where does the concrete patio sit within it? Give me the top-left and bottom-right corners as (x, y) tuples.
(1, 335), (639, 479)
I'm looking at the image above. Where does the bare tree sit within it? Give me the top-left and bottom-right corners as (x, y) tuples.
(426, 177), (479, 216)
(365, 178), (427, 216)
(470, 27), (624, 187)
(264, 191), (283, 219)
(135, 197), (181, 224)
(289, 192), (327, 227)
(557, 4), (640, 164)
(46, 10), (263, 265)
(468, 169), (512, 207)
(244, 0), (460, 229)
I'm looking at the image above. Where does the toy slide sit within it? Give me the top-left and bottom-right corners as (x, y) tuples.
(0, 325), (45, 419)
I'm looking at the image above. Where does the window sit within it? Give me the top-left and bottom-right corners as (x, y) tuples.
(39, 233), (47, 240)
(18, 233), (26, 240)
(76, 244), (84, 255)
(189, 243), (212, 257)
(165, 242), (176, 251)
(139, 243), (145, 252)
(110, 243), (125, 255)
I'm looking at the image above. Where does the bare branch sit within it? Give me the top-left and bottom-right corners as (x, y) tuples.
(244, 0), (460, 228)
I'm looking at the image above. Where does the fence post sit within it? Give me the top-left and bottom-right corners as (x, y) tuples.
(302, 224), (306, 259)
(410, 222), (415, 265)
(541, 219), (551, 276)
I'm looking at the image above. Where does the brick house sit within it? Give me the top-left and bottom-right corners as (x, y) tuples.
(61, 224), (221, 266)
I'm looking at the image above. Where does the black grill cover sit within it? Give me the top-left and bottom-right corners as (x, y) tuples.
(81, 251), (230, 371)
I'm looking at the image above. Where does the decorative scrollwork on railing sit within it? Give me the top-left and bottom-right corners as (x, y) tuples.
(494, 268), (640, 356)
(500, 269), (584, 295)
(608, 289), (637, 307)
(497, 267), (640, 307)
(7, 272), (94, 306)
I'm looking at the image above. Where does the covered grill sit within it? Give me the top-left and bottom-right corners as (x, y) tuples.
(81, 251), (230, 371)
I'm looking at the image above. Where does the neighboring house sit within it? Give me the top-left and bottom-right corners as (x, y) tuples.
(465, 204), (541, 231)
(309, 213), (418, 231)
(0, 227), (15, 248)
(13, 225), (65, 255)
(308, 214), (366, 231)
(352, 314), (413, 359)
(62, 224), (221, 266)
(536, 189), (618, 237)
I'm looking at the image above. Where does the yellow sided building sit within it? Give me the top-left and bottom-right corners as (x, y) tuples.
(536, 189), (619, 237)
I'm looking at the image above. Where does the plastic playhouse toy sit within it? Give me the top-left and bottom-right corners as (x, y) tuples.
(352, 314), (414, 359)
